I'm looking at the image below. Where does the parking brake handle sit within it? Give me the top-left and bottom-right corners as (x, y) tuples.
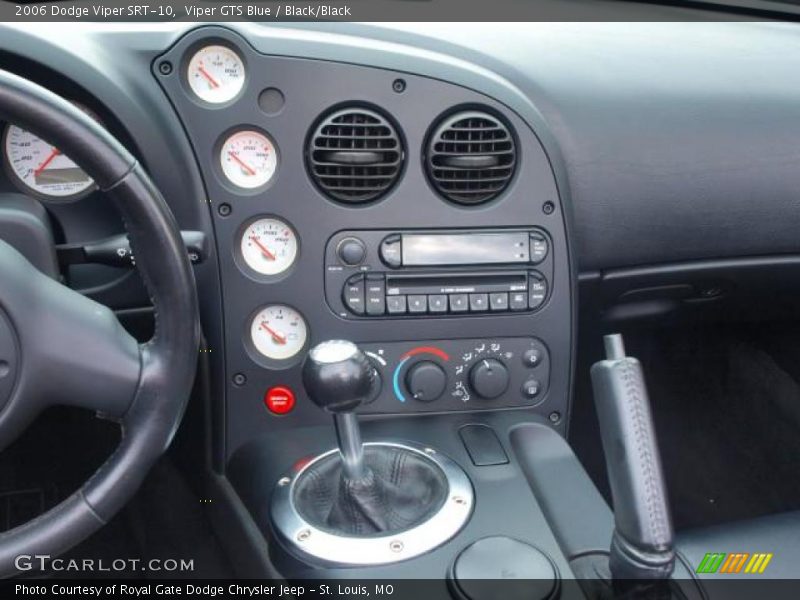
(591, 334), (675, 581)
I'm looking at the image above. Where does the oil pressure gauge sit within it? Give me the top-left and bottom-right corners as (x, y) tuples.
(249, 305), (308, 363)
(238, 217), (298, 277)
(186, 44), (246, 104)
(219, 130), (278, 189)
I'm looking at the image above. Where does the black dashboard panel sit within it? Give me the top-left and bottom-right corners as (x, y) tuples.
(153, 26), (572, 459)
(4, 22), (797, 468)
(363, 23), (800, 272)
(4, 21), (800, 581)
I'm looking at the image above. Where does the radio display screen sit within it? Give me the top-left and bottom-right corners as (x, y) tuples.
(402, 232), (530, 266)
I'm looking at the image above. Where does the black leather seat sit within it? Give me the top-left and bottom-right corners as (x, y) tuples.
(677, 511), (800, 585)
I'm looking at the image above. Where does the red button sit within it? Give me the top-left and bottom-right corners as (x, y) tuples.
(265, 386), (295, 414)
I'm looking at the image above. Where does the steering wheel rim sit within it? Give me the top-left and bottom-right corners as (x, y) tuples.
(0, 68), (200, 575)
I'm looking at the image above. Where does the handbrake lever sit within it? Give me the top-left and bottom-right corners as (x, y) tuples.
(591, 334), (675, 583)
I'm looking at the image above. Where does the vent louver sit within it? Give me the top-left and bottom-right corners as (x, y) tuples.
(425, 110), (516, 205)
(307, 107), (404, 204)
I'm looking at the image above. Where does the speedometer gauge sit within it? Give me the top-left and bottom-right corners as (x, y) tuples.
(187, 45), (246, 105)
(249, 305), (308, 362)
(2, 123), (95, 201)
(220, 130), (278, 189)
(239, 217), (298, 276)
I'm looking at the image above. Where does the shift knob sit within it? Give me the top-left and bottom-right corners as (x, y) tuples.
(302, 340), (377, 413)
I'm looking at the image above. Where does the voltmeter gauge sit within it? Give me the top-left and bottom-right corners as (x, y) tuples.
(219, 130), (278, 189)
(249, 305), (308, 362)
(239, 217), (298, 276)
(186, 44), (246, 104)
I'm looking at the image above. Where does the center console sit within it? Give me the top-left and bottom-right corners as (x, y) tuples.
(154, 24), (576, 593)
(155, 25), (572, 452)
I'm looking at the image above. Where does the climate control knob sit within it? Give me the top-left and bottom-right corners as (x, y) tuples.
(405, 361), (447, 403)
(469, 358), (510, 400)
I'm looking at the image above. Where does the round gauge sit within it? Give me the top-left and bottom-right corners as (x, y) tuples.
(186, 44), (246, 104)
(240, 217), (298, 276)
(220, 130), (278, 189)
(250, 305), (308, 362)
(2, 124), (95, 201)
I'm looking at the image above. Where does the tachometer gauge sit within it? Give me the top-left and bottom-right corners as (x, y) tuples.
(249, 305), (308, 362)
(2, 123), (95, 201)
(239, 217), (298, 276)
(220, 130), (278, 189)
(187, 44), (246, 104)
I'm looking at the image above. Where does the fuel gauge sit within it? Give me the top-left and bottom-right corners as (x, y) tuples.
(249, 305), (308, 363)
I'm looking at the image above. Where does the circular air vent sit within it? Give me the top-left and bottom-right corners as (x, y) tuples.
(307, 107), (404, 204)
(425, 110), (516, 205)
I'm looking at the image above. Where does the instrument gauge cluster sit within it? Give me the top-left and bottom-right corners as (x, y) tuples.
(180, 41), (305, 368)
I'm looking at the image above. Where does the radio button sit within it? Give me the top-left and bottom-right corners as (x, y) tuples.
(469, 293), (489, 312)
(529, 233), (548, 264)
(408, 295), (428, 314)
(489, 292), (509, 311)
(509, 292), (528, 311)
(365, 275), (386, 315)
(528, 273), (548, 310)
(386, 295), (407, 315)
(449, 294), (469, 313)
(429, 295), (448, 313)
(379, 234), (402, 268)
(343, 275), (366, 315)
(337, 237), (367, 266)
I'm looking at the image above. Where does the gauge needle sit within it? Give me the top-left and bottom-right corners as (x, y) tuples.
(228, 152), (257, 176)
(249, 236), (276, 260)
(260, 322), (287, 345)
(198, 66), (220, 88)
(34, 148), (61, 176)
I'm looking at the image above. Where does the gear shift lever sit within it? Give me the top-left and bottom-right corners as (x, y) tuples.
(302, 340), (377, 480)
(273, 339), (472, 563)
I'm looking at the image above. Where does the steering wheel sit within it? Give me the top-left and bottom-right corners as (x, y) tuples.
(0, 69), (199, 575)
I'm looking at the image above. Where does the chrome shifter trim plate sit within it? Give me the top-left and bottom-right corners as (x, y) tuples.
(270, 441), (474, 566)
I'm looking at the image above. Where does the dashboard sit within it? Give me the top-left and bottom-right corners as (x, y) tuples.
(2, 21), (800, 469)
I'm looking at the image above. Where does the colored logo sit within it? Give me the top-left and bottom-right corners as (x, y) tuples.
(696, 552), (773, 574)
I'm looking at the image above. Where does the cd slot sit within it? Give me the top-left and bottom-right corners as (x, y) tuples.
(386, 272), (528, 295)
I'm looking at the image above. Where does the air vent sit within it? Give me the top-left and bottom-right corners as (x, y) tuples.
(307, 107), (404, 204)
(425, 110), (516, 205)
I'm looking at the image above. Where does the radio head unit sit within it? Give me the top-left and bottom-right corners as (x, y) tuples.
(325, 228), (553, 319)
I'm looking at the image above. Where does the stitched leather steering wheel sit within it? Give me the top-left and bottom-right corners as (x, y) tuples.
(0, 69), (199, 576)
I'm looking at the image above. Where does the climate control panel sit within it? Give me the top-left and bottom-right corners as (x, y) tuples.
(353, 337), (549, 415)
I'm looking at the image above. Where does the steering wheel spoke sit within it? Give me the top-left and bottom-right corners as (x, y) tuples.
(29, 273), (141, 418)
(0, 240), (140, 436)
